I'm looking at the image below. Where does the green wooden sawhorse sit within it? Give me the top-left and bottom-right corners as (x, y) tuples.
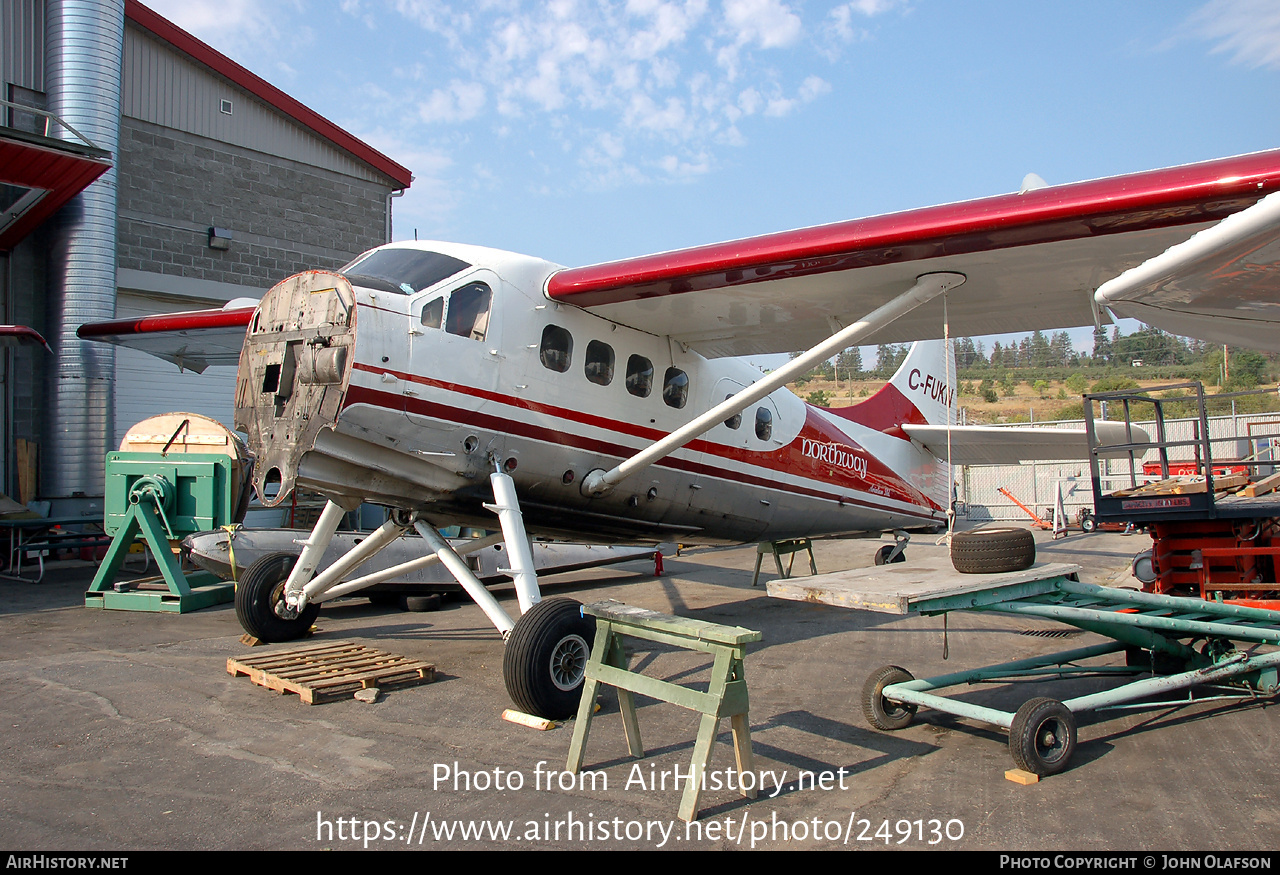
(751, 538), (816, 587)
(565, 599), (762, 822)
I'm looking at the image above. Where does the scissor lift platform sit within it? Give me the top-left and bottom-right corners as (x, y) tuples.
(767, 556), (1280, 776)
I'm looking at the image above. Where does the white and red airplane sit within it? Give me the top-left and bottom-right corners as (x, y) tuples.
(81, 149), (1280, 717)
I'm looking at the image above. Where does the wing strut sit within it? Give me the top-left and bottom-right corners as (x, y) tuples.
(580, 271), (966, 498)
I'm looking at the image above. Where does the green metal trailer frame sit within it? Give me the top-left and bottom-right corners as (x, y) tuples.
(767, 559), (1280, 776)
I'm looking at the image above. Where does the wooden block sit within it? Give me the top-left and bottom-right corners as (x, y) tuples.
(1242, 472), (1280, 498)
(503, 709), (555, 730)
(238, 633), (262, 647)
(1005, 768), (1040, 785)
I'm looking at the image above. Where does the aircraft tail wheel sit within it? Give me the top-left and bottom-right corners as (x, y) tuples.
(874, 544), (906, 565)
(1008, 697), (1076, 776)
(502, 597), (596, 719)
(234, 552), (320, 642)
(861, 664), (917, 731)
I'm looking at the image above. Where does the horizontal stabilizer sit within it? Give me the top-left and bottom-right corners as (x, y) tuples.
(902, 422), (1148, 466)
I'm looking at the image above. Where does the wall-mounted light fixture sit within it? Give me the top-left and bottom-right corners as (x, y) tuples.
(208, 226), (232, 250)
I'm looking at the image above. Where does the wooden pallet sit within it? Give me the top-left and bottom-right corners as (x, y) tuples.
(227, 639), (435, 704)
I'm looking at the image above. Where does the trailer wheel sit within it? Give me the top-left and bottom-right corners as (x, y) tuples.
(1080, 512), (1097, 534)
(861, 665), (918, 731)
(874, 544), (906, 566)
(503, 598), (595, 719)
(235, 553), (320, 642)
(1008, 697), (1076, 775)
(950, 527), (1035, 574)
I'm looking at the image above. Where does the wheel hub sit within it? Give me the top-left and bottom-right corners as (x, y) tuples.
(549, 634), (589, 691)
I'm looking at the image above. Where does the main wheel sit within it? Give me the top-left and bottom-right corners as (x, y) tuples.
(235, 553), (320, 642)
(503, 597), (595, 719)
(1008, 697), (1076, 775)
(861, 665), (918, 731)
(874, 544), (906, 565)
(950, 527), (1035, 574)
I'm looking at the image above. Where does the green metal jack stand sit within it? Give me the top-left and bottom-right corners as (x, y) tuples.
(566, 599), (762, 822)
(85, 452), (237, 613)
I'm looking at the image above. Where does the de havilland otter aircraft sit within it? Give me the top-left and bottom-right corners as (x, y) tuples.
(82, 149), (1280, 718)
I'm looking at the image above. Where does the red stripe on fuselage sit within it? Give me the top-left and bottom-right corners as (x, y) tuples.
(346, 363), (940, 514)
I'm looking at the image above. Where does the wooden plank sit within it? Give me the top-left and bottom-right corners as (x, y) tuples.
(1242, 472), (1280, 498)
(766, 557), (1081, 615)
(227, 640), (436, 704)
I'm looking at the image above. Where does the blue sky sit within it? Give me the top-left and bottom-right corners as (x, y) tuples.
(146, 0), (1280, 364)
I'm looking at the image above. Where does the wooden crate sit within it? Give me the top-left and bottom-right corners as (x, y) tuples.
(227, 640), (435, 704)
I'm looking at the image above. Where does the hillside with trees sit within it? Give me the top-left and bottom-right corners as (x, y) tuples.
(785, 325), (1280, 423)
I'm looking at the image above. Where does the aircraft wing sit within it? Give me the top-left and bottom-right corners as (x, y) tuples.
(1095, 190), (1280, 351)
(546, 150), (1280, 357)
(76, 303), (256, 372)
(902, 422), (1148, 466)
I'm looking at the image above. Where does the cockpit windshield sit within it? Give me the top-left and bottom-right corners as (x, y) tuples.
(340, 249), (471, 295)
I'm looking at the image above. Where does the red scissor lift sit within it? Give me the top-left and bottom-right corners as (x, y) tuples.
(1085, 382), (1280, 610)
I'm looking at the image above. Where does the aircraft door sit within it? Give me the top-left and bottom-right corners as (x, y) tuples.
(404, 270), (503, 440)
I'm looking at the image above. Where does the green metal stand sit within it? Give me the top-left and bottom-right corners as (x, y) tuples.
(85, 452), (237, 613)
(566, 599), (762, 822)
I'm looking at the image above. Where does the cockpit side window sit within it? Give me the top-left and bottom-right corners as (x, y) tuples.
(341, 249), (471, 295)
(420, 297), (443, 329)
(444, 282), (492, 341)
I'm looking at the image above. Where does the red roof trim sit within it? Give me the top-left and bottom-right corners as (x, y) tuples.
(76, 306), (255, 339)
(124, 0), (413, 189)
(547, 150), (1280, 306)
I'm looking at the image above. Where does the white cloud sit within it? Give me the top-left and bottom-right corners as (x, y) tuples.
(1189, 0), (1280, 69)
(722, 0), (802, 49)
(418, 81), (487, 124)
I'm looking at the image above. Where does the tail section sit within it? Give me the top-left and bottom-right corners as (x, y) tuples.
(828, 340), (956, 432)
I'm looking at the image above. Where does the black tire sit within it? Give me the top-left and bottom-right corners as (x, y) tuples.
(1080, 512), (1097, 534)
(235, 553), (320, 642)
(503, 598), (596, 719)
(874, 544), (906, 566)
(402, 594), (442, 613)
(950, 527), (1035, 574)
(1008, 697), (1076, 776)
(861, 665), (918, 731)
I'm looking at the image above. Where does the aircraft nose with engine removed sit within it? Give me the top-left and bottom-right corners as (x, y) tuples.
(235, 269), (472, 512)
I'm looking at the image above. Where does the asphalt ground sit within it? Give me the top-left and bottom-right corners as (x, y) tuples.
(0, 525), (1276, 852)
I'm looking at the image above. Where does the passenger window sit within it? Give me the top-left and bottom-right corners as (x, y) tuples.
(540, 325), (572, 373)
(626, 355), (653, 398)
(420, 297), (443, 329)
(445, 282), (491, 341)
(723, 395), (741, 430)
(663, 367), (688, 409)
(755, 407), (773, 441)
(585, 340), (615, 386)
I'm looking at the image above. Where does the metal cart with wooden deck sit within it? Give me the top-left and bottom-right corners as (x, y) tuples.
(767, 555), (1280, 776)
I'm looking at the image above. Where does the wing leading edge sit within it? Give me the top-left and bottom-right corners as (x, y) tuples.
(547, 150), (1280, 357)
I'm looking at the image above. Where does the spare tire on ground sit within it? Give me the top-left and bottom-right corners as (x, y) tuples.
(950, 527), (1035, 574)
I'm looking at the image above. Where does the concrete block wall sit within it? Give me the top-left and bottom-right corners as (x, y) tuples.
(116, 117), (389, 291)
